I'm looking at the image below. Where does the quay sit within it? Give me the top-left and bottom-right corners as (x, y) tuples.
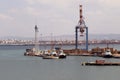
(82, 62), (120, 66)
(63, 49), (90, 56)
(63, 47), (120, 57)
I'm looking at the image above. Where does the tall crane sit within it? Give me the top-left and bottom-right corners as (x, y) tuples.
(35, 25), (39, 53)
(75, 5), (88, 50)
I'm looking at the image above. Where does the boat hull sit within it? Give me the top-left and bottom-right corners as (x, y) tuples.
(103, 55), (113, 58)
(59, 55), (66, 59)
(42, 56), (59, 59)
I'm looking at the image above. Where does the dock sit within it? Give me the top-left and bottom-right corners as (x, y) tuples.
(82, 62), (120, 66)
(81, 60), (120, 66)
(63, 47), (120, 57)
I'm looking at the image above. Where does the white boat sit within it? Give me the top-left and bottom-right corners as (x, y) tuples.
(24, 48), (43, 57)
(42, 49), (67, 59)
(42, 49), (57, 59)
(42, 50), (51, 56)
(51, 49), (58, 56)
(42, 55), (59, 59)
(103, 49), (113, 58)
(58, 50), (66, 59)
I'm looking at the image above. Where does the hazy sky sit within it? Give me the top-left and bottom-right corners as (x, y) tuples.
(0, 0), (120, 37)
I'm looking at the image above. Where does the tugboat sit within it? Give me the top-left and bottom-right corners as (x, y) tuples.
(42, 49), (59, 59)
(103, 48), (113, 58)
(58, 50), (66, 59)
(42, 49), (67, 59)
(42, 53), (59, 59)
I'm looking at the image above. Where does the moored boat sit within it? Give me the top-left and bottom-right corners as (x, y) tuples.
(42, 49), (67, 59)
(42, 55), (59, 59)
(24, 48), (42, 57)
(102, 48), (113, 58)
(58, 50), (66, 59)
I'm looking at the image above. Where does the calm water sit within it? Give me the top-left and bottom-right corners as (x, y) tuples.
(0, 44), (120, 80)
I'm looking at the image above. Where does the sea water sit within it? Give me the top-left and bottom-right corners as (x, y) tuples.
(0, 44), (120, 80)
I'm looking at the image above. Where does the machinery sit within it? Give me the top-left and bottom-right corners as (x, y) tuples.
(75, 5), (88, 50)
(35, 25), (39, 53)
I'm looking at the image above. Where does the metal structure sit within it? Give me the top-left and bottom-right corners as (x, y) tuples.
(35, 25), (39, 53)
(75, 5), (88, 50)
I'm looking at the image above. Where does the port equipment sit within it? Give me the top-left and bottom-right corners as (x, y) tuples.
(75, 5), (88, 50)
(35, 25), (39, 53)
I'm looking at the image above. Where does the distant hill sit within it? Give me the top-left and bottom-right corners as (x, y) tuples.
(0, 34), (120, 41)
(88, 34), (120, 40)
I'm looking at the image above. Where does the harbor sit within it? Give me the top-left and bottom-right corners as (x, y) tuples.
(1, 0), (120, 80)
(22, 5), (120, 60)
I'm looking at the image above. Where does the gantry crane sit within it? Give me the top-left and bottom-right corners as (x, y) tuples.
(75, 5), (88, 50)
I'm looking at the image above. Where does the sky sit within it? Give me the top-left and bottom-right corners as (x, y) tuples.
(0, 0), (120, 37)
